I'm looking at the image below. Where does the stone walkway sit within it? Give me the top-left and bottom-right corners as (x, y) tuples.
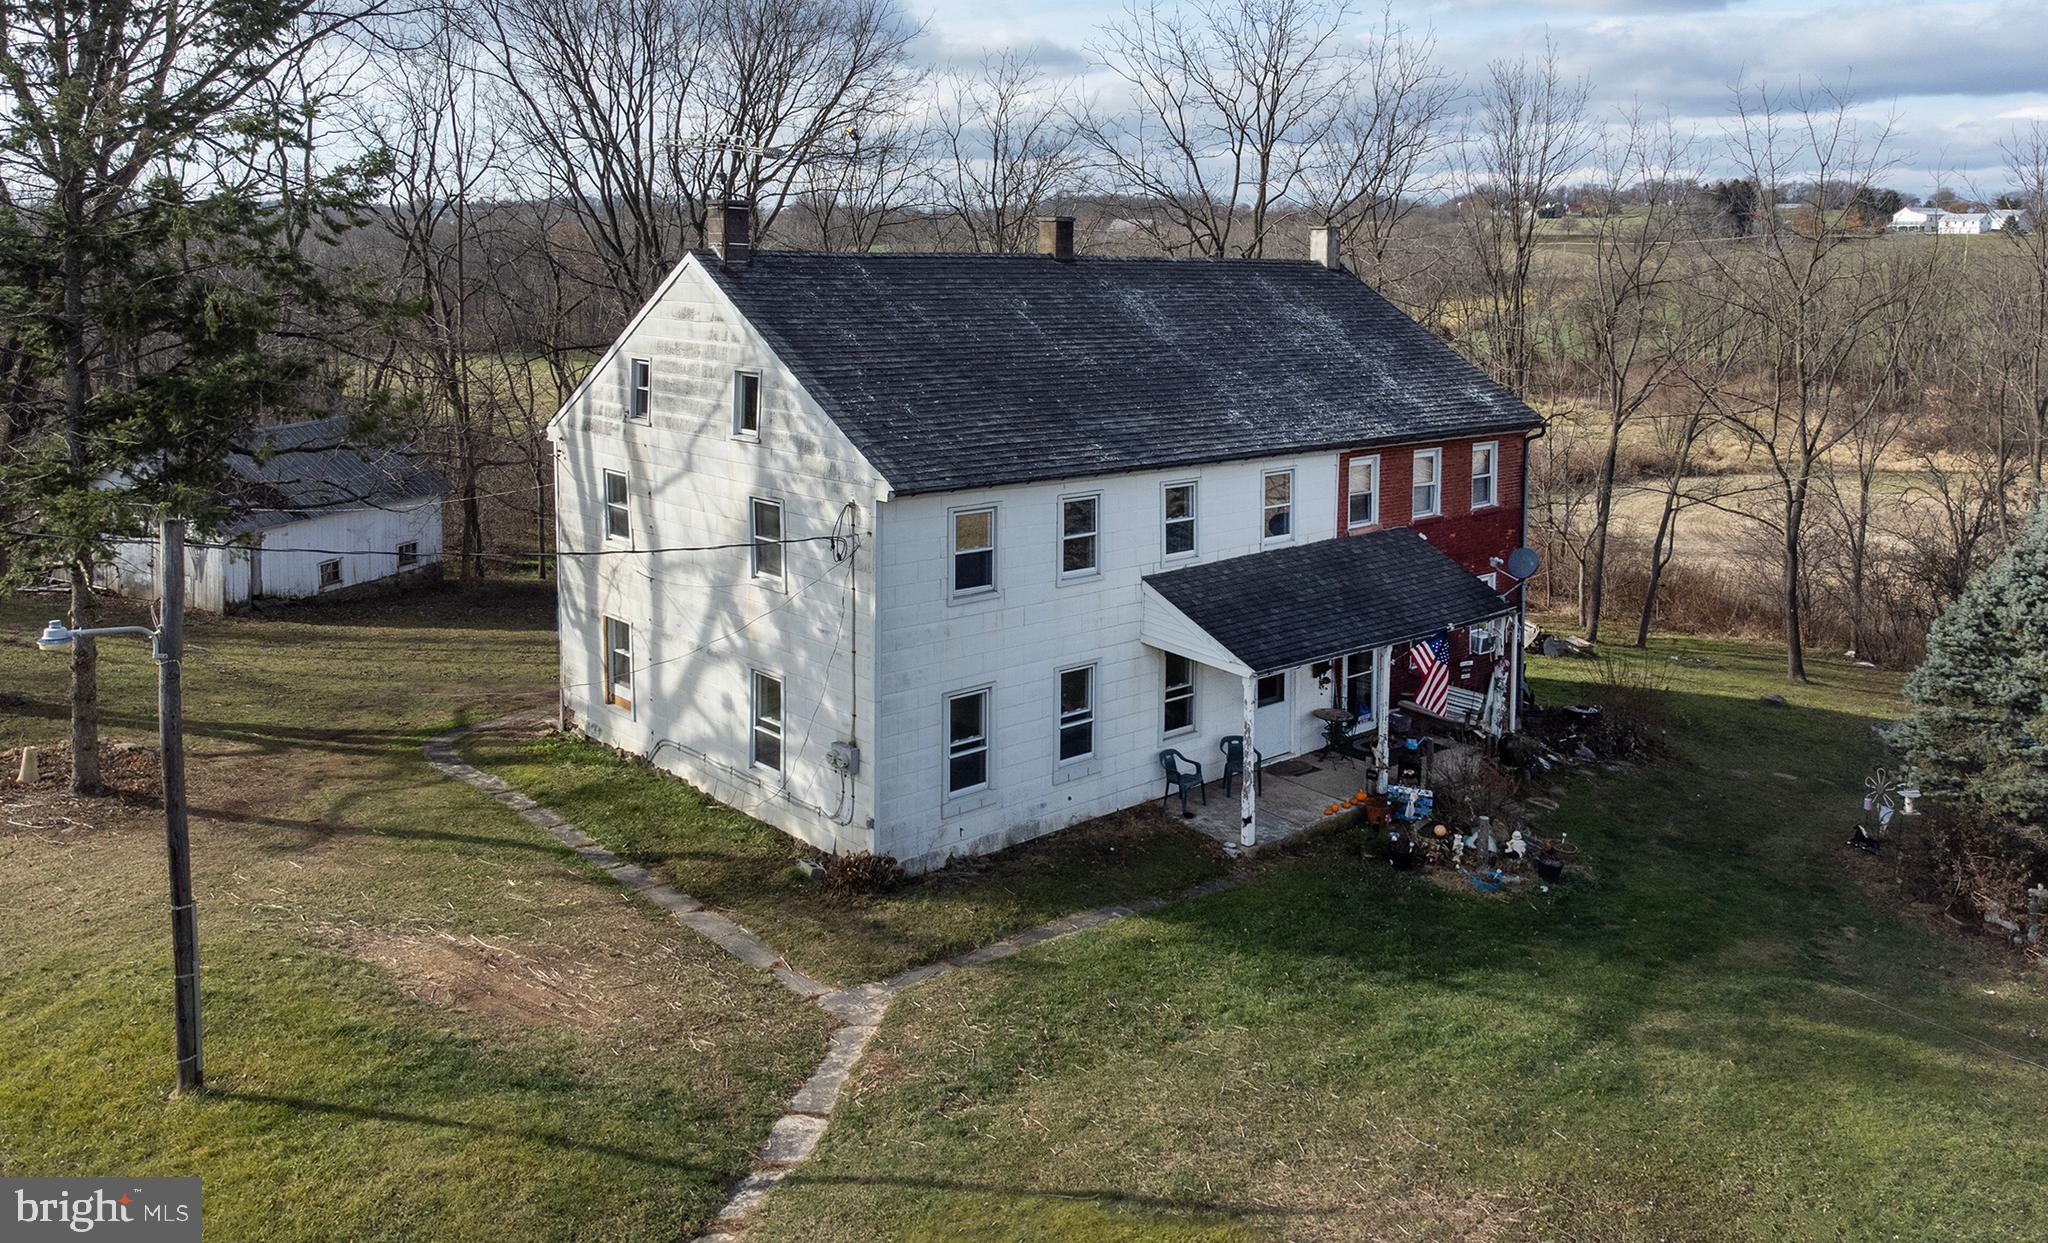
(424, 714), (1243, 1241)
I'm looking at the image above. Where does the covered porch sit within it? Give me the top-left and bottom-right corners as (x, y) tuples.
(1142, 529), (1519, 849)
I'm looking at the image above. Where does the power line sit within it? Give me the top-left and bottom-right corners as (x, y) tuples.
(4, 528), (856, 561)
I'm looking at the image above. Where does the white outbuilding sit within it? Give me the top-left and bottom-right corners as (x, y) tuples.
(96, 415), (449, 612)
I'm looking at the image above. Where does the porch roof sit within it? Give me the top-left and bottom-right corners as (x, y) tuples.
(1141, 529), (1515, 676)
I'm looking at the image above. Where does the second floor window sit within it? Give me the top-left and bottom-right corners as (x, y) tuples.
(628, 358), (651, 420)
(952, 507), (996, 596)
(1060, 495), (1099, 577)
(1163, 482), (1197, 557)
(1347, 456), (1379, 527)
(604, 470), (630, 539)
(751, 498), (783, 583)
(1412, 448), (1442, 518)
(1262, 470), (1292, 540)
(1472, 441), (1499, 508)
(733, 371), (760, 438)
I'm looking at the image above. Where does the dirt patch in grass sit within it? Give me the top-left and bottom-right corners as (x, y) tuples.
(337, 923), (616, 1031)
(1, 739), (162, 835)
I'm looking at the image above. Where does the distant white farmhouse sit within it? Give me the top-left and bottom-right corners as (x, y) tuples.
(549, 208), (1542, 873)
(1937, 208), (2031, 235)
(97, 415), (449, 612)
(1885, 205), (1947, 231)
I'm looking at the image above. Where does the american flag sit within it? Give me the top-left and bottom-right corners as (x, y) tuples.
(1411, 631), (1451, 717)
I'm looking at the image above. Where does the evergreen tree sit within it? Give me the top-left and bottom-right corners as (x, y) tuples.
(1889, 511), (2048, 851)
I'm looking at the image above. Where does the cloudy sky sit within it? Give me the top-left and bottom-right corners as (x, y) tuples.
(912, 0), (2048, 195)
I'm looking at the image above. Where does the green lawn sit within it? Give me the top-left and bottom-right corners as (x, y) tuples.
(747, 637), (2048, 1242)
(0, 588), (831, 1241)
(461, 728), (1231, 987)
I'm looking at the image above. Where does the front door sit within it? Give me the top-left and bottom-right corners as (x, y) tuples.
(1254, 672), (1293, 759)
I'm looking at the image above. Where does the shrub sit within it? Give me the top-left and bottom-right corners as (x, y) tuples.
(820, 850), (907, 898)
(1590, 653), (1670, 755)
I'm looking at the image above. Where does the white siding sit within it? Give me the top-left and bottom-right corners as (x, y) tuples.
(549, 256), (887, 858)
(871, 454), (1344, 870)
(95, 499), (440, 610)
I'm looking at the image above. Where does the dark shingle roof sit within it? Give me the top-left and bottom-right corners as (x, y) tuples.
(699, 251), (1541, 495)
(1143, 530), (1514, 674)
(220, 415), (449, 533)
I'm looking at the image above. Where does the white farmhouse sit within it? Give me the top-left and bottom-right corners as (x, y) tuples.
(97, 415), (448, 612)
(1886, 205), (1947, 231)
(549, 210), (1543, 872)
(1937, 208), (2032, 235)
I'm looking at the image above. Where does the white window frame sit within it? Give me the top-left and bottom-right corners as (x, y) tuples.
(396, 542), (419, 568)
(1469, 621), (1502, 656)
(1056, 664), (1096, 764)
(949, 505), (997, 599)
(732, 370), (761, 440)
(1478, 571), (1500, 591)
(750, 670), (783, 772)
(1346, 454), (1380, 528)
(1058, 493), (1100, 581)
(1412, 447), (1442, 519)
(945, 688), (992, 795)
(750, 497), (784, 585)
(1342, 651), (1375, 718)
(628, 357), (652, 421)
(603, 469), (630, 541)
(603, 616), (633, 711)
(1162, 652), (1196, 737)
(317, 559), (342, 590)
(1261, 469), (1293, 543)
(1471, 440), (1499, 509)
(1162, 481), (1198, 560)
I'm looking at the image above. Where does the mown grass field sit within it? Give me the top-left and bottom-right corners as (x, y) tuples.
(0, 587), (829, 1241)
(747, 638), (2048, 1242)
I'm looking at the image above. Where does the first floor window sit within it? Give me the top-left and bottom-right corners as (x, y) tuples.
(1060, 495), (1099, 577)
(947, 689), (990, 794)
(1262, 470), (1293, 540)
(396, 542), (420, 568)
(1057, 665), (1095, 762)
(751, 498), (783, 583)
(1256, 672), (1287, 708)
(604, 470), (630, 539)
(318, 559), (342, 589)
(1343, 651), (1375, 717)
(604, 617), (632, 709)
(951, 507), (996, 596)
(628, 357), (652, 420)
(1347, 455), (1379, 527)
(1163, 653), (1195, 734)
(1412, 448), (1442, 518)
(1163, 482), (1197, 557)
(1472, 441), (1499, 508)
(733, 370), (761, 437)
(751, 671), (783, 771)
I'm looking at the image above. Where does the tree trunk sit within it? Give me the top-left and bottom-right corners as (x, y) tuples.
(61, 194), (102, 793)
(1584, 408), (1625, 643)
(68, 561), (101, 793)
(1782, 491), (1808, 682)
(1637, 490), (1680, 647)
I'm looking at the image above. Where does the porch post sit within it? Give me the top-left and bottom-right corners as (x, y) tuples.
(1507, 611), (1524, 734)
(1372, 645), (1392, 794)
(1240, 673), (1258, 847)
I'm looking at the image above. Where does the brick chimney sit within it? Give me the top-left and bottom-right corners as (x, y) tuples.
(1309, 224), (1341, 270)
(709, 201), (752, 269)
(1038, 215), (1075, 262)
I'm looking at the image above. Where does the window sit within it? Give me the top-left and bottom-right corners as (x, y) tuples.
(1262, 470), (1292, 541)
(1059, 495), (1099, 578)
(628, 358), (651, 420)
(946, 690), (990, 794)
(396, 542), (419, 568)
(1412, 448), (1442, 518)
(1347, 455), (1380, 527)
(750, 671), (783, 771)
(604, 617), (632, 709)
(1472, 441), (1499, 509)
(1469, 623), (1501, 656)
(603, 470), (630, 539)
(318, 559), (342, 590)
(951, 507), (996, 597)
(1478, 571), (1500, 590)
(1163, 482), (1197, 557)
(1343, 652), (1375, 717)
(1256, 673), (1287, 708)
(750, 498), (783, 583)
(1057, 665), (1095, 762)
(1162, 653), (1195, 735)
(733, 370), (761, 438)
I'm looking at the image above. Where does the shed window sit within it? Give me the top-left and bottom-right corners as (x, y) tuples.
(1412, 448), (1442, 518)
(628, 358), (651, 420)
(751, 670), (783, 771)
(604, 470), (630, 539)
(318, 559), (342, 590)
(750, 498), (783, 583)
(1347, 455), (1379, 527)
(1262, 470), (1292, 540)
(951, 507), (996, 597)
(604, 617), (632, 709)
(1060, 495), (1099, 578)
(1163, 483), (1197, 557)
(1058, 665), (1095, 763)
(1163, 653), (1195, 735)
(1472, 441), (1499, 509)
(947, 689), (990, 794)
(733, 371), (761, 438)
(396, 542), (419, 568)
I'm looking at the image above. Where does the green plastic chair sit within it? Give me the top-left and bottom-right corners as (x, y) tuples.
(1219, 735), (1263, 797)
(1159, 749), (1206, 817)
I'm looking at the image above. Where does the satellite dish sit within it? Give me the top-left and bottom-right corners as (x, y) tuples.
(1505, 546), (1542, 580)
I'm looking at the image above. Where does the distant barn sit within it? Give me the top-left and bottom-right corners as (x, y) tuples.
(97, 415), (450, 612)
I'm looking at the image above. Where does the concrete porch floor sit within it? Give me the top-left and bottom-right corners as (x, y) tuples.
(1170, 739), (1480, 851)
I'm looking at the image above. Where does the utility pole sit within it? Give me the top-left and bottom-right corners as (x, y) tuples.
(158, 517), (203, 1093)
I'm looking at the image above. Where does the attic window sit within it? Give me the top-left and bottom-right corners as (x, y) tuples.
(733, 371), (761, 439)
(628, 358), (652, 421)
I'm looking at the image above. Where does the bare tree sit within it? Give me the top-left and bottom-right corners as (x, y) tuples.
(933, 50), (1085, 253)
(791, 110), (933, 252)
(1992, 123), (2048, 511)
(1078, 0), (1359, 258)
